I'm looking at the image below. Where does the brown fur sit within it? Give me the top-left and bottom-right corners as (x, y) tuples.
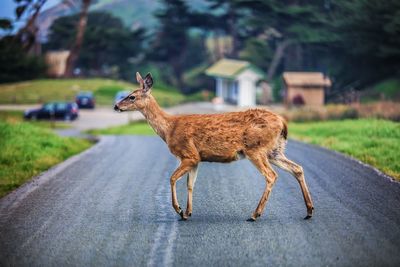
(115, 72), (314, 221)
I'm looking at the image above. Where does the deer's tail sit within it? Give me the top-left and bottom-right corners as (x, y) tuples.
(278, 115), (288, 140)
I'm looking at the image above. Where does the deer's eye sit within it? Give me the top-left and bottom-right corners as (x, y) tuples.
(129, 95), (136, 101)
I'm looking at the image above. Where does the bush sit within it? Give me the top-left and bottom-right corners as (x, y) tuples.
(282, 101), (398, 122)
(0, 36), (47, 83)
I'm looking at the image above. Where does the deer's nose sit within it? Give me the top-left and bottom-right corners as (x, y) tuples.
(114, 105), (120, 111)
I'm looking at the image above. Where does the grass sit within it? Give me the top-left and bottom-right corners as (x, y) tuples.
(0, 110), (70, 129)
(0, 120), (92, 198)
(0, 78), (186, 107)
(87, 121), (155, 135)
(289, 119), (400, 180)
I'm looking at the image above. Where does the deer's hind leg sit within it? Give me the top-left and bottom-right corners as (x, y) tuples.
(269, 152), (314, 219)
(246, 151), (278, 221)
(185, 164), (199, 218)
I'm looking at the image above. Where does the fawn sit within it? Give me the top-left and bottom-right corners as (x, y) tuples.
(114, 72), (314, 221)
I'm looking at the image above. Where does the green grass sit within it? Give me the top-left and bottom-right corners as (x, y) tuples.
(289, 119), (400, 180)
(0, 110), (70, 129)
(87, 121), (155, 135)
(0, 78), (185, 107)
(0, 120), (92, 197)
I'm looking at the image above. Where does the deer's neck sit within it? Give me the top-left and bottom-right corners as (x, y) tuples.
(140, 96), (171, 141)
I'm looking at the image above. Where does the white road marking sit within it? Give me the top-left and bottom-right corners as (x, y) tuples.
(147, 161), (179, 267)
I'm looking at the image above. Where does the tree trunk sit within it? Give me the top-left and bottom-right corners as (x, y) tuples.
(228, 6), (238, 57)
(258, 39), (292, 105)
(266, 39), (292, 81)
(15, 0), (47, 55)
(64, 0), (91, 77)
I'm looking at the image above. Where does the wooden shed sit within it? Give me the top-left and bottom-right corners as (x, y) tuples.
(205, 58), (264, 107)
(283, 72), (332, 106)
(45, 50), (70, 77)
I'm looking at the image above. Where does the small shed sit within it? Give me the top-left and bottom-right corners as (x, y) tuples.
(205, 58), (264, 107)
(45, 50), (70, 77)
(283, 72), (332, 106)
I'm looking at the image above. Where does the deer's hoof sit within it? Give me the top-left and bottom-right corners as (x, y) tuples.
(304, 207), (314, 220)
(304, 215), (312, 220)
(179, 210), (187, 221)
(246, 217), (256, 222)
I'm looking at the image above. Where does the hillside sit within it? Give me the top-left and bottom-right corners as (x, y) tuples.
(37, 0), (209, 41)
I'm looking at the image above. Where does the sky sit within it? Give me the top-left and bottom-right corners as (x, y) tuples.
(0, 0), (60, 20)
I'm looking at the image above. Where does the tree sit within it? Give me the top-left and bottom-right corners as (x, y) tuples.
(0, 36), (46, 83)
(329, 0), (400, 88)
(240, 0), (333, 80)
(64, 0), (91, 77)
(149, 0), (191, 89)
(206, 0), (245, 57)
(14, 0), (47, 55)
(47, 12), (145, 79)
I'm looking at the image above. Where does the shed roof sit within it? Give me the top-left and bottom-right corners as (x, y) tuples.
(205, 58), (264, 79)
(283, 72), (331, 87)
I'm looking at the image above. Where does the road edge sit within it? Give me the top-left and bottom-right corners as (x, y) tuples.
(289, 139), (400, 184)
(0, 136), (115, 213)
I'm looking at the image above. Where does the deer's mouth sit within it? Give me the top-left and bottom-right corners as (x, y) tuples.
(114, 105), (123, 112)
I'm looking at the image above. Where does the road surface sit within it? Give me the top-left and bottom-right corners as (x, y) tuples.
(1, 136), (399, 266)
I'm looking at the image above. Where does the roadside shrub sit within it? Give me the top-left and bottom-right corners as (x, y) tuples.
(281, 101), (398, 122)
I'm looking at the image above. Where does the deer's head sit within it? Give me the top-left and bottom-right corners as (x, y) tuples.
(114, 72), (153, 112)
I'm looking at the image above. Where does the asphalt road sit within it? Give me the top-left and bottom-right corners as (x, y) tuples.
(1, 136), (400, 266)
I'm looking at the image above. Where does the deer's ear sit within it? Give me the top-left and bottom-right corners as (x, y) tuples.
(136, 72), (144, 87)
(143, 73), (153, 93)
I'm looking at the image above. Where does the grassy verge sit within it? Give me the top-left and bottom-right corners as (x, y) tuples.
(0, 110), (70, 129)
(87, 121), (155, 135)
(0, 120), (92, 198)
(0, 78), (186, 107)
(289, 119), (400, 180)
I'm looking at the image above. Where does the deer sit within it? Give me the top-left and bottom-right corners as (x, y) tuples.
(114, 72), (314, 221)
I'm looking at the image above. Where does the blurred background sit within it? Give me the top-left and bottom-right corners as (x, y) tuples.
(0, 0), (399, 196)
(0, 0), (399, 107)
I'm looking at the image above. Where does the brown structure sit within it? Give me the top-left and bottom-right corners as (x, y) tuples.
(45, 51), (70, 77)
(283, 72), (331, 106)
(114, 72), (314, 222)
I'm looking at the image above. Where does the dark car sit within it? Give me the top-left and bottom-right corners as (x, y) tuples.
(24, 102), (79, 121)
(75, 91), (95, 109)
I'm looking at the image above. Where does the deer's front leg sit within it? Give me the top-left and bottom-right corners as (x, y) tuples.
(170, 159), (197, 220)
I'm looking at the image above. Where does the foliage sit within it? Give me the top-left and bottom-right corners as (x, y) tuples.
(149, 0), (209, 91)
(46, 11), (145, 79)
(373, 79), (400, 99)
(0, 36), (47, 83)
(329, 0), (400, 87)
(0, 120), (92, 197)
(290, 119), (400, 180)
(282, 102), (400, 122)
(239, 38), (273, 71)
(0, 78), (186, 107)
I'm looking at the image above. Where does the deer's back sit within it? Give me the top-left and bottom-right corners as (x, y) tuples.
(166, 109), (284, 162)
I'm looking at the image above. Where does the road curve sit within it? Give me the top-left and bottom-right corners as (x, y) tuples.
(1, 136), (399, 266)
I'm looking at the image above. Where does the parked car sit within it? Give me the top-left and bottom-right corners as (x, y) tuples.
(114, 90), (130, 105)
(75, 91), (95, 109)
(24, 102), (79, 121)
